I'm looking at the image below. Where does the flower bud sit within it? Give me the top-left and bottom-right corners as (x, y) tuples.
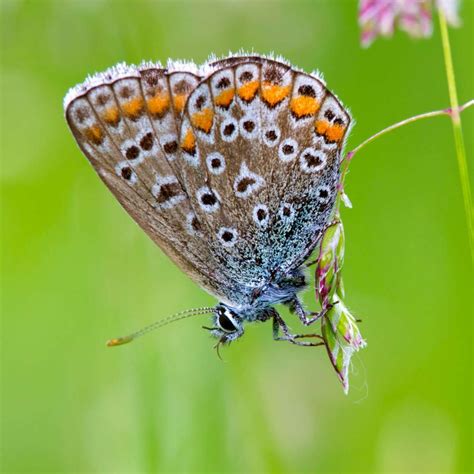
(321, 293), (366, 394)
(315, 220), (345, 309)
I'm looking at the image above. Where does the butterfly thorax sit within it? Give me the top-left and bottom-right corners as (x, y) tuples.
(209, 266), (307, 343)
(244, 265), (307, 316)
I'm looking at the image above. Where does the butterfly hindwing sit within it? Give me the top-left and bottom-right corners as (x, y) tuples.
(173, 57), (351, 300)
(265, 68), (351, 273)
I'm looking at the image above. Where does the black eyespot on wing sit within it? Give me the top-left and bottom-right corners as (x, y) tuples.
(140, 132), (154, 150)
(257, 208), (266, 221)
(265, 130), (277, 141)
(243, 120), (255, 132)
(223, 123), (235, 136)
(201, 193), (217, 206)
(121, 167), (132, 180)
(126, 145), (140, 160)
(217, 77), (231, 89)
(298, 84), (316, 97)
(156, 183), (181, 204)
(239, 71), (253, 82)
(282, 144), (294, 155)
(221, 231), (234, 242)
(304, 151), (322, 167)
(318, 188), (328, 199)
(195, 95), (206, 110)
(324, 109), (335, 121)
(263, 65), (283, 83)
(236, 177), (256, 193)
(163, 140), (178, 154)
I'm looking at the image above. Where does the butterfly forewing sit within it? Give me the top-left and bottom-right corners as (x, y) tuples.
(64, 63), (239, 304)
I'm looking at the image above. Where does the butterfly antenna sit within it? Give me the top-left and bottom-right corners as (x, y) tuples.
(106, 307), (215, 347)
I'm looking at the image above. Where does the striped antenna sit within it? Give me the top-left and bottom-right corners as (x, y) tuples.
(106, 307), (215, 347)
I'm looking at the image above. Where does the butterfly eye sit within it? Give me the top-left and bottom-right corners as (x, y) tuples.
(217, 309), (239, 333)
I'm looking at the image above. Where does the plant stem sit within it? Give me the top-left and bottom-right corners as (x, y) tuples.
(338, 99), (474, 238)
(342, 99), (473, 168)
(438, 11), (473, 261)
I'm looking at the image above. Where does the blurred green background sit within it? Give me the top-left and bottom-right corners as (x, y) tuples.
(1, 1), (473, 473)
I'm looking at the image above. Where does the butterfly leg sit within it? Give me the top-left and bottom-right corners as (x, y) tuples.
(272, 311), (325, 347)
(305, 258), (318, 268)
(288, 297), (336, 326)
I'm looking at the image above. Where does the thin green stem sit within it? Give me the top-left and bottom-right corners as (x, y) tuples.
(439, 11), (473, 261)
(337, 99), (474, 209)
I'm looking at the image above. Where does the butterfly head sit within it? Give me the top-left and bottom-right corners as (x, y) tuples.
(209, 304), (244, 344)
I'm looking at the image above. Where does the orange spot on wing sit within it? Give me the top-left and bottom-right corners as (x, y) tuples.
(326, 124), (345, 143)
(122, 97), (144, 119)
(191, 108), (214, 134)
(102, 106), (120, 126)
(290, 96), (320, 118)
(181, 129), (196, 153)
(147, 92), (170, 118)
(261, 82), (291, 106)
(85, 124), (104, 145)
(315, 120), (345, 143)
(173, 94), (186, 113)
(237, 81), (259, 101)
(214, 89), (234, 108)
(315, 120), (330, 135)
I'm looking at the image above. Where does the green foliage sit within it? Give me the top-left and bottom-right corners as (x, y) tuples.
(1, 1), (472, 472)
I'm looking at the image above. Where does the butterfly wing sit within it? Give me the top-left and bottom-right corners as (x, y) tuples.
(174, 56), (351, 304)
(64, 62), (239, 304)
(64, 56), (351, 309)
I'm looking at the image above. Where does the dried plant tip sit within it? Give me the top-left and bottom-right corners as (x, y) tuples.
(106, 336), (134, 347)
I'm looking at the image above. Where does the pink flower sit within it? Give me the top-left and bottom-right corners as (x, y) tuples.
(359, 0), (460, 47)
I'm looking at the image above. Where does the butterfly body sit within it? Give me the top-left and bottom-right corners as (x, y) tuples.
(64, 54), (351, 345)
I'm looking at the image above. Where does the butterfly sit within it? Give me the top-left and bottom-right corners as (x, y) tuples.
(64, 53), (351, 352)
